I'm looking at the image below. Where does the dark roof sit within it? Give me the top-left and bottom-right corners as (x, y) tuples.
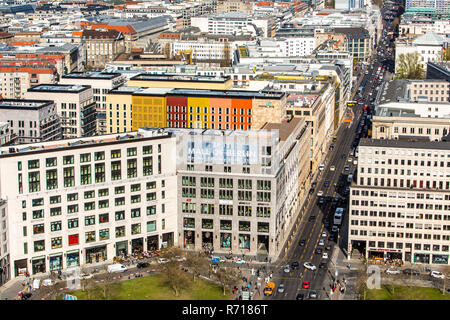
(82, 29), (122, 40)
(360, 138), (450, 151)
(333, 27), (369, 39)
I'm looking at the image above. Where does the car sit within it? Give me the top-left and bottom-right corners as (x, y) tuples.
(341, 153), (346, 159)
(322, 253), (329, 259)
(302, 281), (310, 289)
(344, 165), (350, 171)
(158, 258), (169, 264)
(42, 279), (55, 286)
(311, 181), (317, 188)
(403, 269), (419, 276)
(234, 258), (245, 264)
(318, 239), (325, 246)
(317, 190), (324, 197)
(80, 273), (94, 280)
(299, 239), (306, 246)
(296, 293), (305, 300)
(332, 225), (339, 233)
(430, 271), (445, 279)
(315, 248), (323, 254)
(321, 231), (327, 237)
(309, 290), (319, 299)
(291, 261), (300, 269)
(324, 221), (329, 228)
(304, 262), (316, 271)
(385, 268), (400, 275)
(326, 244), (332, 251)
(278, 283), (285, 293)
(319, 163), (325, 171)
(137, 262), (150, 269)
(284, 265), (290, 273)
(330, 165), (335, 171)
(319, 261), (328, 269)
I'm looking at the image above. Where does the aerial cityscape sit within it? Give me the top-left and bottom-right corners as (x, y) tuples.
(0, 0), (449, 305)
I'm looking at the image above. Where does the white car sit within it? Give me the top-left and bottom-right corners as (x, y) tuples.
(304, 262), (316, 271)
(385, 268), (400, 275)
(318, 239), (325, 246)
(158, 258), (169, 264)
(319, 164), (325, 171)
(278, 283), (285, 293)
(330, 165), (335, 171)
(317, 190), (324, 197)
(430, 271), (445, 279)
(348, 157), (353, 162)
(80, 273), (94, 280)
(284, 265), (290, 273)
(234, 258), (246, 264)
(321, 231), (327, 237)
(173, 256), (186, 262)
(322, 253), (328, 259)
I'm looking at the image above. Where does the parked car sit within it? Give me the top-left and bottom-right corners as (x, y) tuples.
(326, 244), (332, 251)
(137, 262), (149, 269)
(299, 239), (306, 246)
(430, 271), (445, 279)
(332, 225), (339, 233)
(403, 269), (419, 276)
(318, 239), (325, 246)
(322, 253), (329, 259)
(385, 268), (400, 275)
(317, 190), (324, 197)
(330, 165), (335, 171)
(303, 262), (316, 271)
(80, 273), (94, 280)
(302, 281), (310, 289)
(321, 231), (327, 237)
(157, 258), (169, 264)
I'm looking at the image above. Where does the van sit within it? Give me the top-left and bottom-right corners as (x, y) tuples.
(264, 282), (275, 296)
(107, 263), (128, 273)
(318, 163), (325, 171)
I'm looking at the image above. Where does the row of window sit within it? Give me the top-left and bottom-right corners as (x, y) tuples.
(182, 203), (271, 217)
(351, 210), (450, 220)
(25, 221), (159, 254)
(348, 236), (450, 252)
(352, 189), (450, 200)
(183, 217), (269, 233)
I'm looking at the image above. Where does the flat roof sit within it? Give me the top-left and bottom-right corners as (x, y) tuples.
(169, 88), (285, 99)
(0, 99), (53, 110)
(129, 74), (231, 83)
(28, 84), (91, 93)
(360, 138), (450, 151)
(62, 72), (122, 80)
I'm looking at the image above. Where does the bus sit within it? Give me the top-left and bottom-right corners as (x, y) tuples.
(347, 101), (357, 107)
(334, 208), (344, 225)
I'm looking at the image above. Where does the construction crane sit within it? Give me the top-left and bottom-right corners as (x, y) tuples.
(177, 50), (193, 65)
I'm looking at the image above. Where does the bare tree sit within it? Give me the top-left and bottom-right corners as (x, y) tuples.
(214, 267), (241, 296)
(184, 251), (210, 282)
(354, 263), (368, 300)
(158, 246), (191, 297)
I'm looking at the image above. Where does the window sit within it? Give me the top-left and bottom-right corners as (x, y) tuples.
(80, 165), (91, 185)
(85, 231), (95, 243)
(143, 145), (153, 155)
(115, 226), (125, 237)
(46, 157), (57, 167)
(34, 240), (45, 252)
(51, 221), (62, 232)
(131, 223), (141, 235)
(127, 147), (137, 157)
(28, 171), (40, 193)
(98, 199), (109, 209)
(63, 167), (75, 187)
(130, 183), (141, 192)
(68, 218), (79, 229)
(111, 161), (121, 180)
(46, 170), (58, 190)
(94, 151), (105, 161)
(80, 153), (91, 163)
(50, 207), (62, 217)
(33, 224), (44, 234)
(99, 213), (109, 223)
(111, 149), (121, 159)
(99, 229), (109, 241)
(28, 159), (39, 169)
(85, 215), (95, 226)
(127, 159), (137, 178)
(67, 193), (78, 202)
(67, 204), (78, 214)
(143, 157), (153, 176)
(32, 209), (44, 220)
(63, 155), (74, 165)
(147, 205), (156, 215)
(147, 221), (156, 232)
(95, 163), (105, 183)
(115, 211), (125, 221)
(98, 188), (109, 197)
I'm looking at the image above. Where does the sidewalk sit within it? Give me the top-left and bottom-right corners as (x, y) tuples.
(0, 276), (27, 300)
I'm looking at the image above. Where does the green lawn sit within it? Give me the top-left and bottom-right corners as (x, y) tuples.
(68, 274), (233, 300)
(364, 285), (450, 300)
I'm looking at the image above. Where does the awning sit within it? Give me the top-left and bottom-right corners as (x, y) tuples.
(31, 256), (45, 261)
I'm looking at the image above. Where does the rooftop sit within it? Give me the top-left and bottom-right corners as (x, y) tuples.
(62, 72), (122, 80)
(0, 99), (53, 110)
(360, 138), (450, 151)
(129, 74), (231, 83)
(28, 84), (90, 93)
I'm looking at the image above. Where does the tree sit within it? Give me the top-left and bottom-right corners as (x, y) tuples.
(184, 251), (210, 283)
(396, 52), (425, 80)
(157, 246), (191, 297)
(214, 267), (241, 296)
(355, 264), (368, 300)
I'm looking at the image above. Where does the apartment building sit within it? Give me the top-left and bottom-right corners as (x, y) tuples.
(24, 84), (97, 139)
(0, 99), (61, 144)
(407, 79), (450, 103)
(0, 65), (57, 99)
(0, 130), (177, 283)
(59, 72), (127, 135)
(216, 0), (252, 14)
(348, 139), (450, 265)
(174, 117), (311, 259)
(82, 29), (125, 70)
(105, 87), (287, 134)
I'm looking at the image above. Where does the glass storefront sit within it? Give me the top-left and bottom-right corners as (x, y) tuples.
(239, 234), (250, 250)
(31, 256), (46, 275)
(131, 238), (143, 254)
(49, 254), (63, 271)
(162, 232), (173, 247)
(85, 245), (107, 264)
(432, 254), (449, 264)
(66, 250), (79, 267)
(14, 259), (28, 277)
(220, 233), (231, 248)
(116, 240), (128, 257)
(184, 230), (195, 247)
(147, 235), (158, 251)
(414, 253), (430, 264)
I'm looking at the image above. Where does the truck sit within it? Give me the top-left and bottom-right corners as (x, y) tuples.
(264, 282), (275, 296)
